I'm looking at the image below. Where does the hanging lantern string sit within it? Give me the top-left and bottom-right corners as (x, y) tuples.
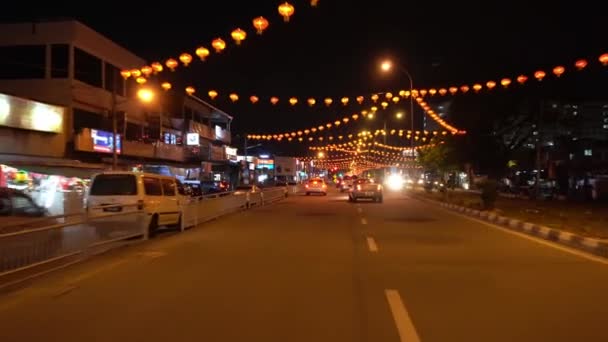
(120, 1), (320, 81)
(174, 51), (608, 105)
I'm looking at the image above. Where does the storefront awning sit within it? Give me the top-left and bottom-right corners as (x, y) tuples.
(0, 154), (106, 178)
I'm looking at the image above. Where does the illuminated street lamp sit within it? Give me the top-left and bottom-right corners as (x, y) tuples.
(137, 88), (155, 103)
(380, 58), (415, 149)
(317, 151), (325, 158)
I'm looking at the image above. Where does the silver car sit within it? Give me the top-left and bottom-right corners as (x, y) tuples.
(348, 179), (383, 203)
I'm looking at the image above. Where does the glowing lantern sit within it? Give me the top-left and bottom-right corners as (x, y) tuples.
(371, 106), (378, 112)
(229, 93), (239, 102)
(352, 114), (359, 120)
(381, 101), (388, 109)
(371, 94), (379, 102)
(208, 90), (218, 99)
(500, 78), (511, 87)
(212, 38), (226, 53)
(231, 28), (247, 45)
(140, 66), (153, 77)
(179, 53), (192, 66)
(343, 117), (349, 123)
(324, 98), (333, 106)
(161, 82), (172, 91)
(185, 86), (195, 95)
(429, 89), (437, 96)
(460, 85), (469, 93)
(534, 70), (546, 81)
(135, 77), (146, 84)
(438, 88), (448, 96)
(151, 62), (163, 73)
(486, 81), (496, 89)
(289, 97), (298, 105)
(599, 53), (608, 66)
(419, 90), (427, 97)
(385, 92), (393, 99)
(517, 75), (528, 84)
(472, 84), (483, 92)
(130, 69), (142, 77)
(311, 0), (319, 6)
(341, 97), (349, 105)
(575, 59), (588, 70)
(392, 96), (400, 104)
(334, 121), (341, 126)
(250, 95), (259, 104)
(552, 66), (565, 77)
(165, 58), (178, 71)
(278, 2), (295, 22)
(270, 97), (279, 105)
(307, 98), (316, 106)
(449, 87), (458, 95)
(195, 47), (210, 61)
(356, 96), (364, 104)
(120, 70), (131, 79)
(252, 16), (269, 34)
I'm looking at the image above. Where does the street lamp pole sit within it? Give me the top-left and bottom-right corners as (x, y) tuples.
(397, 65), (415, 153)
(111, 72), (118, 170)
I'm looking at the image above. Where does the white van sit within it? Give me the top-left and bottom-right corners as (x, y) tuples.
(86, 171), (184, 235)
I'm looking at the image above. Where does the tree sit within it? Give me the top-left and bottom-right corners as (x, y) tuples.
(417, 138), (457, 174)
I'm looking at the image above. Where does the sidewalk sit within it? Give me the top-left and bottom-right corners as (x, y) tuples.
(414, 189), (608, 239)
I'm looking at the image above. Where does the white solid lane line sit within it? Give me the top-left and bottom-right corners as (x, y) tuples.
(366, 236), (378, 252)
(385, 289), (421, 342)
(439, 205), (608, 266)
(361, 218), (368, 225)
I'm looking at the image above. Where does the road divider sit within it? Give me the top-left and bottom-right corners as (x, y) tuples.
(1, 187), (289, 290)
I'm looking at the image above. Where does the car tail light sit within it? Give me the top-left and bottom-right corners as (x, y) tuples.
(137, 200), (145, 210)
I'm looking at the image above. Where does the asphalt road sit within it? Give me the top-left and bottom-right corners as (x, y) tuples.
(1, 188), (608, 341)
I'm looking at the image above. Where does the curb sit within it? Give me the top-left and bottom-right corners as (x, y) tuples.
(416, 196), (608, 258)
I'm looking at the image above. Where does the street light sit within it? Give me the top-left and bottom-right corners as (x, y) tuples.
(137, 88), (155, 103)
(395, 112), (404, 119)
(380, 59), (415, 150)
(317, 151), (325, 158)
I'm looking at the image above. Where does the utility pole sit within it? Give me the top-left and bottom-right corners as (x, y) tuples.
(535, 100), (544, 200)
(111, 71), (118, 170)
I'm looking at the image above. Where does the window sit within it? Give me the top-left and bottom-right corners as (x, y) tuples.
(143, 177), (162, 196)
(161, 179), (176, 196)
(0, 45), (45, 79)
(51, 44), (69, 78)
(73, 108), (107, 132)
(74, 47), (102, 87)
(104, 62), (124, 95)
(90, 174), (137, 196)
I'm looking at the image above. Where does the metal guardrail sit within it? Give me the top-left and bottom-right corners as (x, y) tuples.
(0, 203), (147, 277)
(0, 187), (290, 285)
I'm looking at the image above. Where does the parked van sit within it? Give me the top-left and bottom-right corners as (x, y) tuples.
(86, 172), (184, 235)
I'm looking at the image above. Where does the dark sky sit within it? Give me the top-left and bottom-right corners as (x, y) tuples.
(2, 1), (606, 155)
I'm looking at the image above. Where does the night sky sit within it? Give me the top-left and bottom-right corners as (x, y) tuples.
(2, 1), (606, 156)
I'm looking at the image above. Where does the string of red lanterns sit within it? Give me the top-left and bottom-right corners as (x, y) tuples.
(119, 1), (311, 83)
(171, 51), (608, 105)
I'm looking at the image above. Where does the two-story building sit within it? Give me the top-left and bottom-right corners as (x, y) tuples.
(0, 19), (235, 182)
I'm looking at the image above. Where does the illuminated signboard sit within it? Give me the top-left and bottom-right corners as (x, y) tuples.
(256, 159), (274, 170)
(0, 93), (64, 133)
(186, 133), (200, 146)
(91, 129), (121, 154)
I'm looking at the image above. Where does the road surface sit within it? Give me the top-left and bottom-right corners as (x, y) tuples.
(1, 189), (608, 341)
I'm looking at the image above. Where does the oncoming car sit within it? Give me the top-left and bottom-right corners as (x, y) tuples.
(348, 178), (383, 203)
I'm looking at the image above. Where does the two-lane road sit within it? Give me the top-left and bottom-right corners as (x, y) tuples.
(1, 188), (608, 341)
